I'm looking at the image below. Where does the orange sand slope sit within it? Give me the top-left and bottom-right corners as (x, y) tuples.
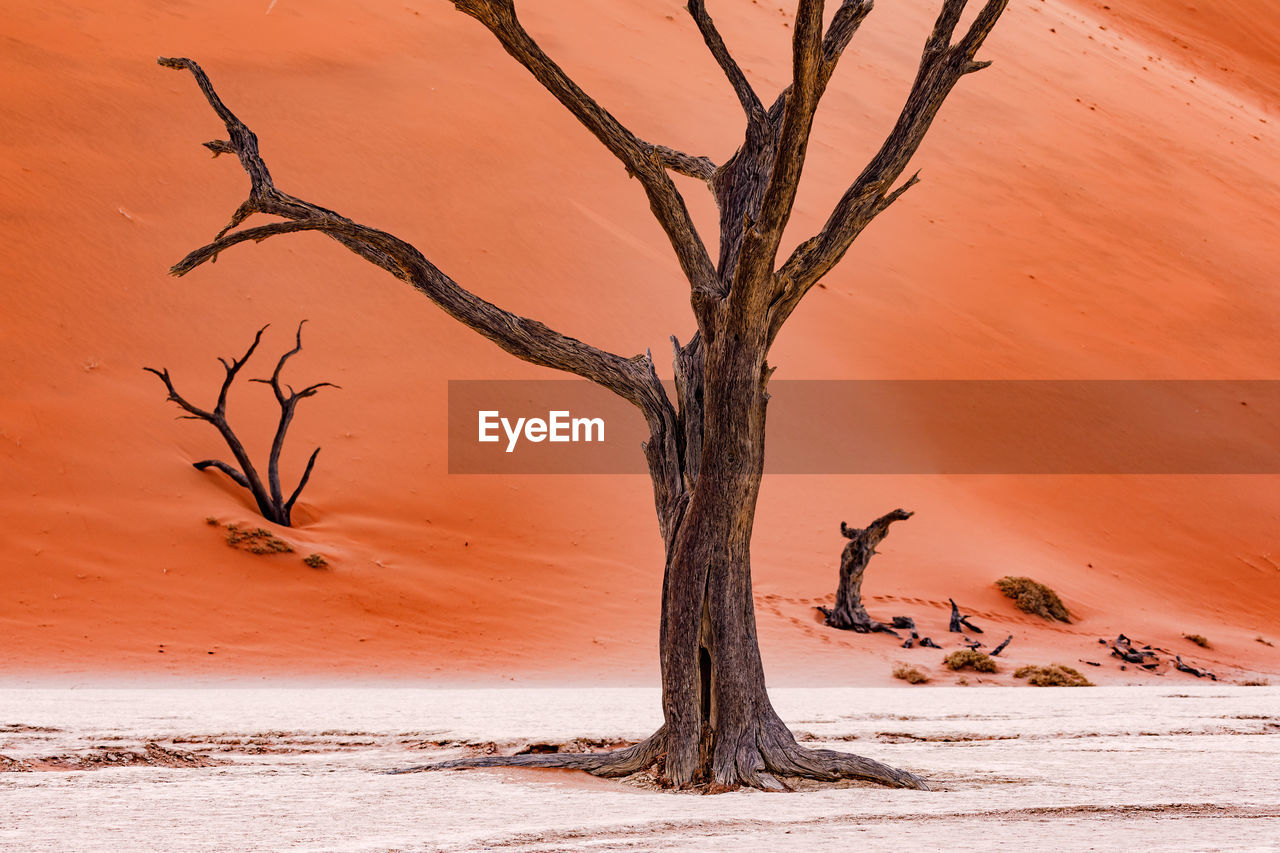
(1, 0), (1278, 684)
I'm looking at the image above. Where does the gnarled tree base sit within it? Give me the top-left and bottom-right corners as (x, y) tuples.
(387, 723), (929, 792)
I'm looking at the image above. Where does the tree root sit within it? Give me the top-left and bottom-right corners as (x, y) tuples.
(387, 723), (928, 792)
(387, 726), (669, 779)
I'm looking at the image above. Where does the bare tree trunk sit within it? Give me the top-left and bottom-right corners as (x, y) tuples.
(655, 336), (922, 789)
(819, 509), (912, 632)
(400, 331), (926, 790)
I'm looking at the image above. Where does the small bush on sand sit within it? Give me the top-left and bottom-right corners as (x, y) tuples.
(1241, 679), (1270, 687)
(892, 664), (929, 684)
(205, 516), (219, 526)
(944, 649), (998, 673)
(1183, 633), (1210, 648)
(1014, 664), (1093, 687)
(303, 553), (328, 569)
(225, 524), (293, 555)
(995, 576), (1071, 622)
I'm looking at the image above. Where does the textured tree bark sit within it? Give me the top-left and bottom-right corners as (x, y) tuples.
(819, 509), (912, 632)
(158, 0), (1007, 790)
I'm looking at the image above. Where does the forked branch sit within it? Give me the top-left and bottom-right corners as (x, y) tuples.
(770, 0), (1007, 338)
(449, 0), (723, 305)
(743, 0), (826, 272)
(687, 0), (766, 128)
(144, 322), (334, 527)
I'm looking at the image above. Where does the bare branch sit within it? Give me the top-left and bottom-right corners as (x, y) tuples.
(170, 220), (343, 277)
(215, 324), (268, 415)
(771, 0), (1007, 338)
(819, 0), (874, 89)
(193, 459), (251, 489)
(757, 0), (825, 243)
(874, 170), (921, 215)
(653, 145), (717, 181)
(160, 57), (687, 521)
(294, 381), (341, 398)
(725, 0), (827, 297)
(145, 341), (272, 520)
(161, 59), (669, 405)
(254, 320), (309, 405)
(245, 320), (338, 510)
(142, 366), (213, 422)
(686, 0), (766, 127)
(446, 3), (722, 302)
(284, 447), (321, 516)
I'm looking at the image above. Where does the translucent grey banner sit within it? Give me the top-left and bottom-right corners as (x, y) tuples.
(448, 380), (1280, 474)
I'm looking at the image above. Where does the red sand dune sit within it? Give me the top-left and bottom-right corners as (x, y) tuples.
(1, 0), (1278, 685)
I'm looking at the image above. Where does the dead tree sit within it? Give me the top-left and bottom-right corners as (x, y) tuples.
(158, 0), (1007, 791)
(1173, 656), (1217, 680)
(948, 598), (983, 634)
(144, 322), (335, 527)
(819, 509), (912, 632)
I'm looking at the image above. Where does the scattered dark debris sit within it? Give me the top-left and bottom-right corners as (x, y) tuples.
(1106, 635), (1220, 680)
(514, 738), (631, 755)
(876, 731), (1019, 744)
(1173, 656), (1217, 681)
(892, 616), (919, 648)
(1110, 634), (1157, 665)
(990, 635), (1013, 656)
(1079, 660), (1102, 667)
(0, 743), (222, 773)
(1, 724), (60, 733)
(409, 736), (631, 757)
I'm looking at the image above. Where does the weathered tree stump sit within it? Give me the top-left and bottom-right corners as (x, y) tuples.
(819, 509), (912, 632)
